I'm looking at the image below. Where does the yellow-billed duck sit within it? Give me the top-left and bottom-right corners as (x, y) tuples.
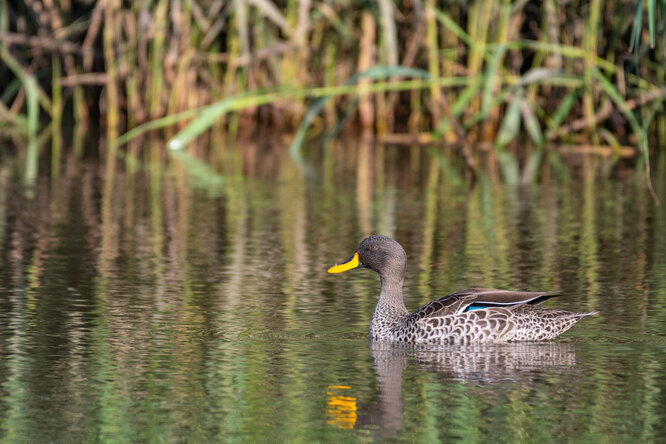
(328, 235), (595, 344)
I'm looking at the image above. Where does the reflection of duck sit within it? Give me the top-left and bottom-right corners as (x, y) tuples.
(328, 235), (596, 344)
(356, 341), (583, 437)
(371, 340), (581, 383)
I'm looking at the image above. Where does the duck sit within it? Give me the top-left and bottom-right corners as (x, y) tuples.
(328, 235), (596, 344)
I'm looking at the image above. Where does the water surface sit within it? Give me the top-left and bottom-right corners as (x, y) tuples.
(1, 143), (665, 442)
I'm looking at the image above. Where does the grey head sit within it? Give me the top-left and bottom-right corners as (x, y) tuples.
(357, 235), (407, 281)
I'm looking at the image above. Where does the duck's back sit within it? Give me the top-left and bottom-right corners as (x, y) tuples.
(383, 289), (596, 344)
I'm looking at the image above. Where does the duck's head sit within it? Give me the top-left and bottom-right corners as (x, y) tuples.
(328, 235), (407, 279)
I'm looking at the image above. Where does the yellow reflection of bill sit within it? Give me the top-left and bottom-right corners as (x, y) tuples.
(326, 385), (357, 429)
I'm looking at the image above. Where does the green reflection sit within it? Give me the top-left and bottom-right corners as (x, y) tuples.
(0, 141), (665, 442)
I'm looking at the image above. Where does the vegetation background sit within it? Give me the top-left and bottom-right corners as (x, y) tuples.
(0, 0), (665, 182)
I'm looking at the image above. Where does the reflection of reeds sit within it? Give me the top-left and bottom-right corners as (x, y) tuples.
(0, 142), (665, 441)
(1, 1), (664, 180)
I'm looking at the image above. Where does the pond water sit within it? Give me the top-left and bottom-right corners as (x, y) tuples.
(1, 141), (666, 442)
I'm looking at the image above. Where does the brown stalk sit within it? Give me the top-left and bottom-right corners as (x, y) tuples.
(0, 32), (92, 55)
(60, 73), (109, 86)
(357, 11), (376, 138)
(547, 88), (666, 141)
(202, 41), (296, 67)
(436, 93), (478, 179)
(82, 0), (105, 71)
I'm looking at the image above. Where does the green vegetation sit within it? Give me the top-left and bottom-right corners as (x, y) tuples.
(0, 1), (665, 179)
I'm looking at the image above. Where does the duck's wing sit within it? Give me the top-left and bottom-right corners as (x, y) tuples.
(410, 288), (560, 320)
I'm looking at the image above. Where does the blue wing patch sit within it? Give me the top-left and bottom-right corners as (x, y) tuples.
(465, 304), (493, 312)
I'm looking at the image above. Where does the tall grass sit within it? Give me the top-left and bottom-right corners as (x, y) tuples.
(0, 1), (665, 179)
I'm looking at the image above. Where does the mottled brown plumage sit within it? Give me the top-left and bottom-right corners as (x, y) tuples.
(328, 235), (596, 344)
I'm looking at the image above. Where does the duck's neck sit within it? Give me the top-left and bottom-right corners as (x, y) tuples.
(377, 275), (408, 314)
(370, 275), (409, 339)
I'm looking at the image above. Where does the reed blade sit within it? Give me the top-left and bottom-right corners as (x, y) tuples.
(25, 76), (39, 186)
(648, 0), (656, 47)
(630, 0), (644, 51)
(482, 44), (507, 119)
(519, 97), (545, 147)
(495, 93), (522, 150)
(592, 67), (658, 202)
(433, 7), (473, 47)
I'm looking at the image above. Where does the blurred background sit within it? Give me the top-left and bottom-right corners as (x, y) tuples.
(1, 0), (665, 179)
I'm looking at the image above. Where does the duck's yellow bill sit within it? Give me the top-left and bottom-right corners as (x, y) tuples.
(328, 252), (360, 274)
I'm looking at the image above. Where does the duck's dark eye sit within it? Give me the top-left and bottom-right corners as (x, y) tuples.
(370, 245), (378, 251)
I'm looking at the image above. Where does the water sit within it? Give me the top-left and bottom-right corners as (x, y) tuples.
(1, 144), (665, 442)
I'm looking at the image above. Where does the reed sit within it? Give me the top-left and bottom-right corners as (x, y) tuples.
(425, 0), (442, 124)
(51, 54), (61, 181)
(0, 0), (664, 180)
